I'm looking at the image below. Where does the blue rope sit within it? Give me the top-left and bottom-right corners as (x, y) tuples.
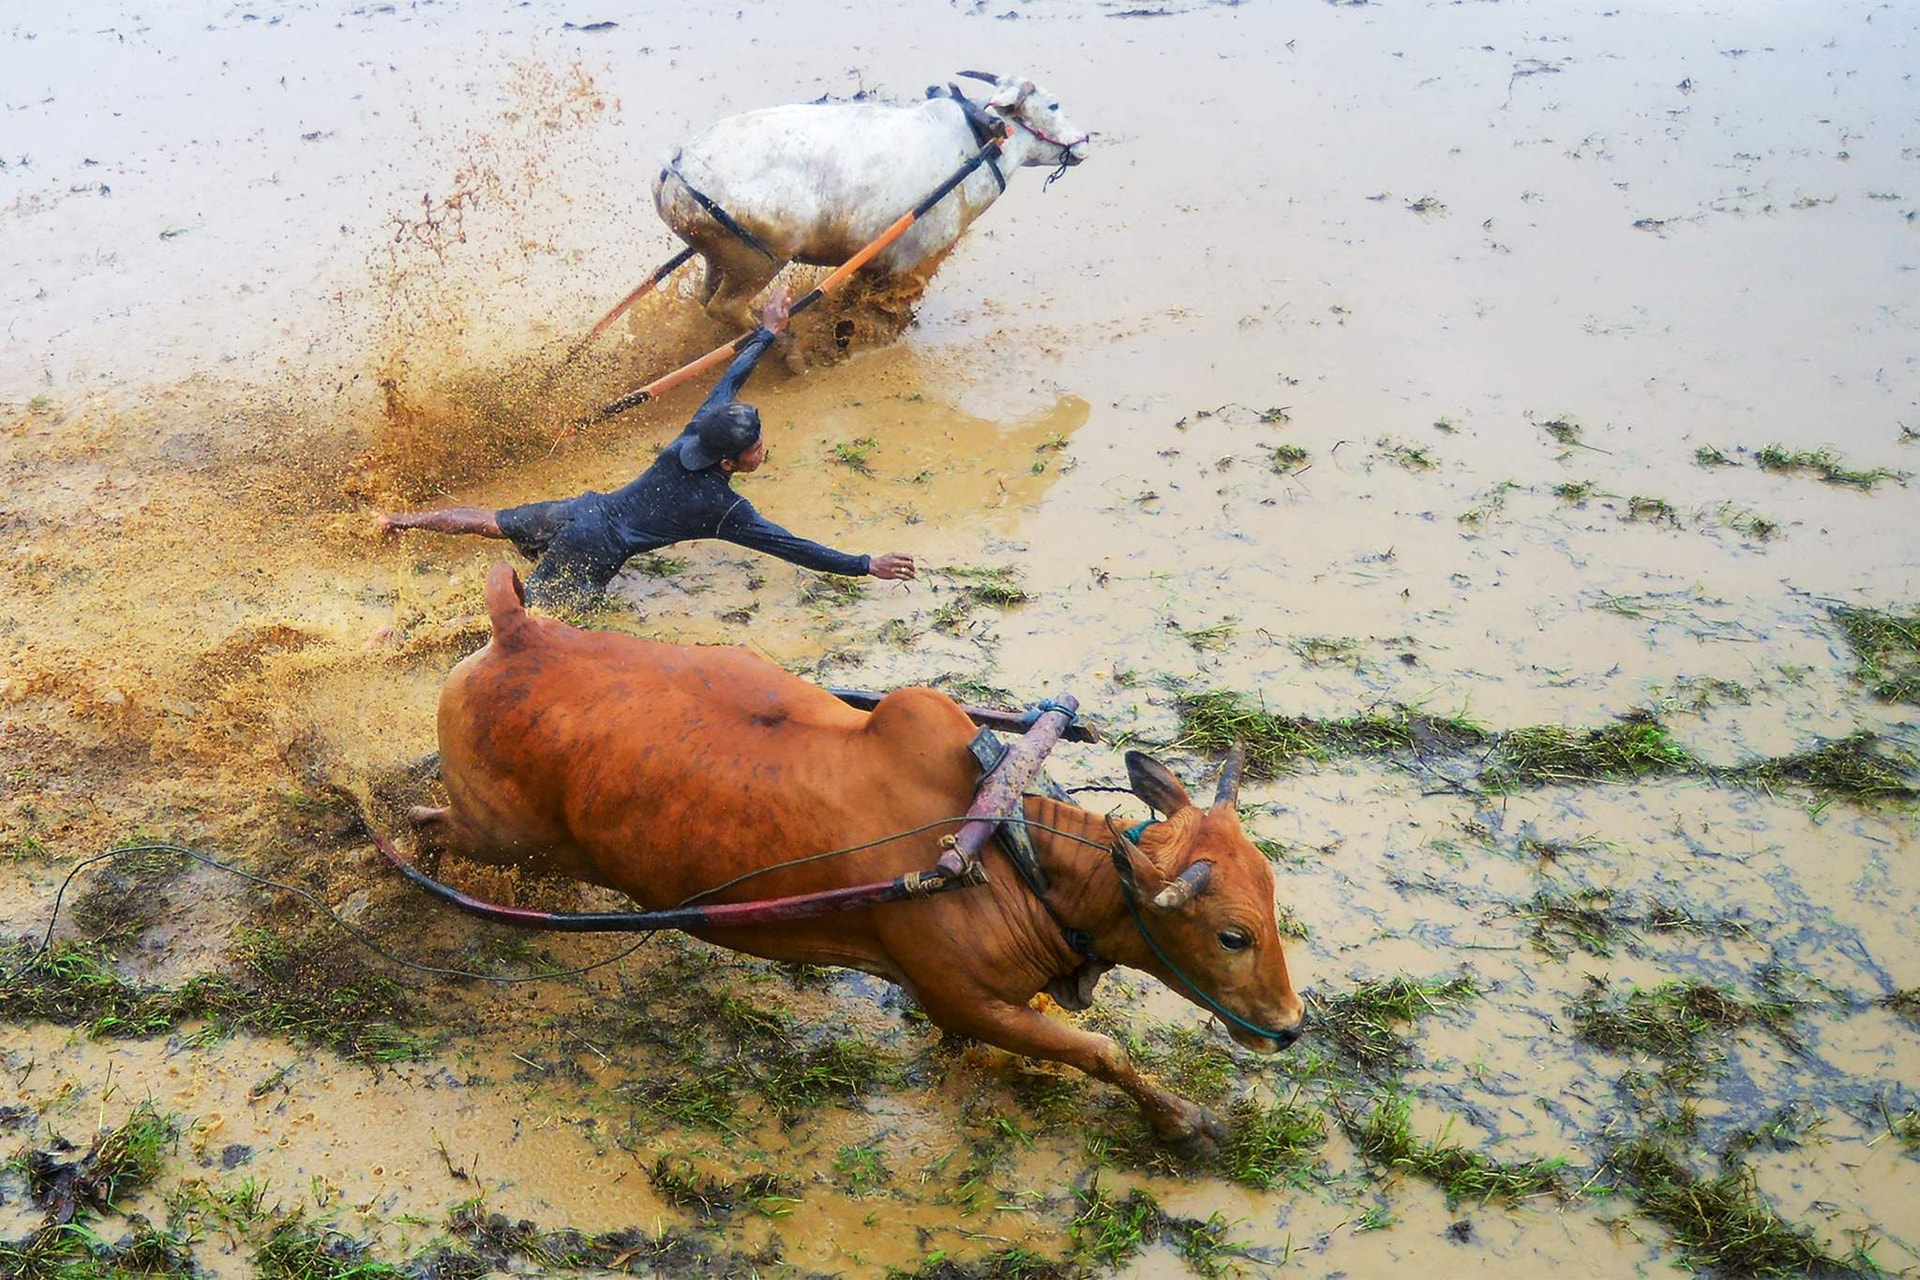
(1025, 698), (1079, 724)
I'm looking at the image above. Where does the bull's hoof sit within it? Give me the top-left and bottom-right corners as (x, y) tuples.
(1163, 1104), (1229, 1162)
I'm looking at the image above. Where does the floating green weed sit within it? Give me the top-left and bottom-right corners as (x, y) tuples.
(831, 436), (879, 474)
(1694, 445), (1736, 466)
(1610, 1139), (1866, 1276)
(1271, 443), (1310, 471)
(1178, 618), (1239, 651)
(1626, 495), (1679, 525)
(1552, 480), (1595, 502)
(1175, 691), (1487, 779)
(1524, 888), (1621, 959)
(1724, 732), (1918, 801)
(1754, 444), (1903, 490)
(1484, 713), (1692, 790)
(1879, 988), (1920, 1027)
(1223, 1095), (1328, 1189)
(800, 574), (865, 607)
(1379, 439), (1436, 471)
(1314, 975), (1478, 1075)
(1290, 636), (1358, 666)
(1829, 603), (1920, 703)
(942, 564), (1032, 607)
(1717, 504), (1780, 541)
(1539, 418), (1584, 447)
(627, 1071), (741, 1128)
(1571, 977), (1798, 1086)
(1175, 688), (1916, 802)
(1340, 1094), (1565, 1206)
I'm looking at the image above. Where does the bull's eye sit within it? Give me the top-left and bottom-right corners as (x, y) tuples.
(1048, 101), (1059, 110)
(1218, 928), (1253, 952)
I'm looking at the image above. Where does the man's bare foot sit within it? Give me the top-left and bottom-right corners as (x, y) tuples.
(373, 512), (399, 535)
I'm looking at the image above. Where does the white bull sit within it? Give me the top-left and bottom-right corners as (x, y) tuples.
(653, 71), (1091, 329)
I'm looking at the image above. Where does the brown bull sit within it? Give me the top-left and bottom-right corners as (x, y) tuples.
(411, 563), (1305, 1149)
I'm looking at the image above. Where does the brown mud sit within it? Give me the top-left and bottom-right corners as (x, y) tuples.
(4, 0), (1918, 1276)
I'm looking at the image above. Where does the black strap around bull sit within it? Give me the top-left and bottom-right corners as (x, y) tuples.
(662, 154), (779, 260)
(928, 84), (1007, 192)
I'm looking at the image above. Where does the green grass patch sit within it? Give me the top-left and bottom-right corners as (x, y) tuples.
(257, 1222), (406, 1279)
(1830, 603), (1920, 703)
(1694, 445), (1736, 466)
(1552, 480), (1595, 502)
(1068, 1179), (1247, 1276)
(1271, 443), (1310, 471)
(1610, 1139), (1868, 1276)
(1222, 1095), (1328, 1189)
(1339, 1094), (1565, 1206)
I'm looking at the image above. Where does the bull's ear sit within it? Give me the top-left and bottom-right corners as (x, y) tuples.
(987, 77), (1035, 111)
(1125, 751), (1193, 817)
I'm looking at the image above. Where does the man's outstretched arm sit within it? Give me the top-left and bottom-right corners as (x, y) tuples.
(716, 502), (914, 580)
(693, 286), (792, 418)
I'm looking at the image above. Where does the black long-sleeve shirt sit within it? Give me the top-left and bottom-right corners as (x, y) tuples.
(509, 330), (869, 605)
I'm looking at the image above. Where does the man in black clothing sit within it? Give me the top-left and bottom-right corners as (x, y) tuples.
(375, 287), (916, 607)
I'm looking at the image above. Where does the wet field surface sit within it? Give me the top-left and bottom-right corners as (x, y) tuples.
(3, 0), (1917, 1275)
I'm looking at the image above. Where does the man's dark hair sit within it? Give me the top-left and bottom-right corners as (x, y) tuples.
(678, 402), (763, 471)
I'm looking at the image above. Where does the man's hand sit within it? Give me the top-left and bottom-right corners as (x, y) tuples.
(869, 553), (916, 582)
(760, 285), (792, 336)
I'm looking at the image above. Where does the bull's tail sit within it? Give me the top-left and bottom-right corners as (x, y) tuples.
(485, 561), (536, 650)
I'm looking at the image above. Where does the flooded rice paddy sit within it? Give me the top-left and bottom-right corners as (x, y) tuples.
(3, 0), (1917, 1275)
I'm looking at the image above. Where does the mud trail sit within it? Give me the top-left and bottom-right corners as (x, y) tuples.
(4, 0), (1918, 1276)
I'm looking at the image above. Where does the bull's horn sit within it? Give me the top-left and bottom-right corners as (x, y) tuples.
(1153, 861), (1213, 911)
(1213, 745), (1246, 809)
(956, 69), (1001, 84)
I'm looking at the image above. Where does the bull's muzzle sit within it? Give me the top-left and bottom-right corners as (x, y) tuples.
(1230, 1021), (1303, 1053)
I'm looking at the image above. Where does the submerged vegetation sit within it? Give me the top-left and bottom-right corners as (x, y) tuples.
(1752, 444), (1904, 490)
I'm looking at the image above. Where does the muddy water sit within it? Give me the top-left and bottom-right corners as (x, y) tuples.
(4, 0), (1918, 1275)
